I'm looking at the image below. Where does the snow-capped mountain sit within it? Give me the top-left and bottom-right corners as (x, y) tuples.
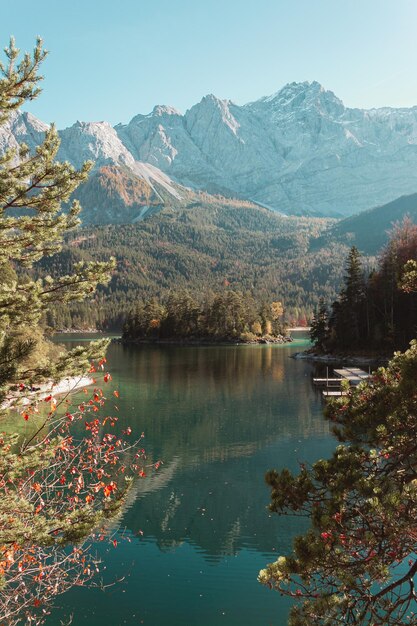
(58, 120), (136, 169)
(0, 111), (49, 155)
(3, 81), (417, 221)
(116, 81), (417, 216)
(0, 111), (187, 223)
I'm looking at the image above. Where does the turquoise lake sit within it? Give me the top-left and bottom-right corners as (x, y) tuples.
(46, 333), (335, 626)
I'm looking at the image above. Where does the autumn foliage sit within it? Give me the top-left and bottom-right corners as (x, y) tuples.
(0, 364), (150, 625)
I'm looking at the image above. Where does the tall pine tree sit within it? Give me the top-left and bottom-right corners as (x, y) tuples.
(327, 246), (366, 350)
(0, 39), (145, 625)
(309, 297), (329, 351)
(0, 37), (114, 406)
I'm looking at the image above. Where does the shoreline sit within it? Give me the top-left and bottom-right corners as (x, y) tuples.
(117, 334), (293, 347)
(292, 350), (390, 366)
(287, 326), (311, 332)
(53, 329), (102, 334)
(2, 375), (95, 410)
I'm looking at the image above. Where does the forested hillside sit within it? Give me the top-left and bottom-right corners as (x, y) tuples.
(312, 193), (417, 255)
(35, 201), (349, 329)
(311, 219), (417, 353)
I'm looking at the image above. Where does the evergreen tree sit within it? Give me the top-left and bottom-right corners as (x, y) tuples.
(309, 297), (328, 351)
(0, 37), (115, 404)
(162, 291), (199, 337)
(260, 340), (417, 625)
(337, 246), (366, 348)
(0, 39), (145, 625)
(322, 226), (417, 353)
(401, 259), (417, 293)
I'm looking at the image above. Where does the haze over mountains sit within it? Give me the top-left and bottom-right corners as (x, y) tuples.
(2, 80), (417, 223)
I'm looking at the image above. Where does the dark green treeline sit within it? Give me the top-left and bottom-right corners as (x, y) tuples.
(123, 291), (286, 342)
(310, 219), (417, 352)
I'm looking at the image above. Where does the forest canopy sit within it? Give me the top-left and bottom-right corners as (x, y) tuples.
(34, 206), (347, 330)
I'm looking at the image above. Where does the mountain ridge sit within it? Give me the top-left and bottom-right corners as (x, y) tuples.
(312, 192), (417, 255)
(3, 81), (417, 222)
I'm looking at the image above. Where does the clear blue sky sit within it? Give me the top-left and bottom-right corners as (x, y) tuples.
(1, 0), (417, 127)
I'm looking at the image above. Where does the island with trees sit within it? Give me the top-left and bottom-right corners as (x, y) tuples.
(122, 291), (291, 344)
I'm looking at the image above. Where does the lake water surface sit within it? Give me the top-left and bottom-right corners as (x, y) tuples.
(47, 334), (336, 626)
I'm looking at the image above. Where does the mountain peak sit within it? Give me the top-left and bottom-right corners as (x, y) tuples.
(19, 111), (50, 132)
(69, 120), (114, 132)
(186, 94), (240, 137)
(151, 104), (182, 117)
(250, 81), (344, 116)
(4, 83), (417, 223)
(125, 105), (182, 127)
(263, 80), (324, 101)
(199, 93), (232, 108)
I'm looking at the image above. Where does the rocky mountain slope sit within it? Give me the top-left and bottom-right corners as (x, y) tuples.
(0, 111), (191, 224)
(3, 81), (417, 221)
(115, 82), (417, 217)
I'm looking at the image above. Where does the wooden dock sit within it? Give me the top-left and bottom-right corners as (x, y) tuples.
(313, 366), (371, 398)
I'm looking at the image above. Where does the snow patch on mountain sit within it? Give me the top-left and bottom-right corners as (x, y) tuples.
(115, 80), (417, 216)
(56, 120), (183, 205)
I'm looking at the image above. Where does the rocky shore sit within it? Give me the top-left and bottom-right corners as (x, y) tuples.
(292, 350), (389, 367)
